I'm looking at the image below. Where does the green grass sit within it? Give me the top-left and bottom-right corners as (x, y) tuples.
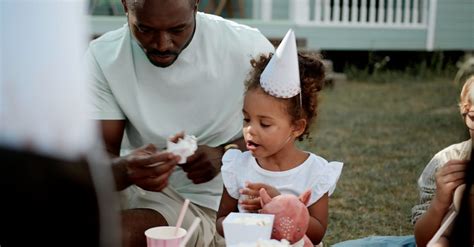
(298, 78), (468, 246)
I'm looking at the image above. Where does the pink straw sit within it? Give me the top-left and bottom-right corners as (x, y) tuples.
(175, 199), (190, 236)
(179, 217), (201, 247)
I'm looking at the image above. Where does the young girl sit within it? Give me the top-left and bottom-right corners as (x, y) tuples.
(216, 30), (343, 246)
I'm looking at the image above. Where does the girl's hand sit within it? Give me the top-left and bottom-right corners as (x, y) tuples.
(239, 182), (280, 212)
(239, 196), (261, 213)
(434, 159), (468, 208)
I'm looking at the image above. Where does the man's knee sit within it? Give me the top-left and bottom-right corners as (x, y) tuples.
(121, 208), (168, 247)
(122, 208), (168, 225)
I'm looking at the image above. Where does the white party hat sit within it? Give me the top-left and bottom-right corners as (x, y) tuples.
(260, 29), (300, 98)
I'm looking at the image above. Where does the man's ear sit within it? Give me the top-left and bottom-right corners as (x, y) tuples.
(292, 118), (307, 138)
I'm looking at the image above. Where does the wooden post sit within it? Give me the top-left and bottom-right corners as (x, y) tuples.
(413, 0), (420, 24)
(261, 0), (272, 21)
(404, 0), (411, 25)
(324, 0), (331, 22)
(426, 0), (437, 50)
(361, 0), (367, 22)
(252, 0), (260, 19)
(378, 0), (386, 23)
(351, 0), (359, 23)
(342, 0), (349, 23)
(396, 0), (402, 24)
(291, 0), (310, 24)
(315, 0), (322, 23)
(369, 0), (376, 24)
(387, 0), (394, 23)
(422, 0), (429, 25)
(334, 0), (341, 22)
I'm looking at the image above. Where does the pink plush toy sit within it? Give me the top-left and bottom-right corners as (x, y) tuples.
(259, 188), (313, 247)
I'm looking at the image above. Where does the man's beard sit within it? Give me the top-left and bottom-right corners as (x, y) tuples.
(145, 50), (179, 68)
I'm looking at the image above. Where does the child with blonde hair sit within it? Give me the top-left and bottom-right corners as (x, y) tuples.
(412, 76), (474, 246)
(216, 30), (343, 246)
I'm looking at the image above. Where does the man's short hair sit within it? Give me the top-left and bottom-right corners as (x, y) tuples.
(125, 0), (196, 11)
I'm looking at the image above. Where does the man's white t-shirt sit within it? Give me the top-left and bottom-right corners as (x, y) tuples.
(86, 12), (274, 210)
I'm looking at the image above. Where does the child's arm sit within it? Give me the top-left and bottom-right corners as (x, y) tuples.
(306, 193), (329, 245)
(216, 187), (239, 237)
(414, 200), (452, 247)
(414, 159), (467, 246)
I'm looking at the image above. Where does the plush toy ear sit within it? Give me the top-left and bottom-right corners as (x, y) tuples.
(299, 189), (312, 206)
(259, 188), (272, 207)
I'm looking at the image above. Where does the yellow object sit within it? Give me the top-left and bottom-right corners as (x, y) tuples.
(224, 143), (240, 151)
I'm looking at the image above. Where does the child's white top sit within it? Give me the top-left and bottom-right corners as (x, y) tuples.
(222, 149), (343, 212)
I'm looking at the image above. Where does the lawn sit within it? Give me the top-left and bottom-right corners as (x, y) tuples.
(298, 78), (468, 246)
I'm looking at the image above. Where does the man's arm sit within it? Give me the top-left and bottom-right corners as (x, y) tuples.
(99, 120), (129, 190)
(99, 120), (181, 191)
(180, 136), (246, 184)
(100, 120), (126, 157)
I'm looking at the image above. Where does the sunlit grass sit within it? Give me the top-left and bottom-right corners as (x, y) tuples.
(298, 78), (468, 245)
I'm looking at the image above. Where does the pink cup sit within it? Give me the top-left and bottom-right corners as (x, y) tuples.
(145, 226), (187, 247)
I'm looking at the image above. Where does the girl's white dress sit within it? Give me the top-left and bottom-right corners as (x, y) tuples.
(221, 149), (343, 212)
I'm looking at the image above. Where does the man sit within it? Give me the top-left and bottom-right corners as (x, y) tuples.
(86, 0), (274, 246)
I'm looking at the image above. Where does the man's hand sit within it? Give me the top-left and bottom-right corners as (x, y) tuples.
(169, 132), (185, 143)
(114, 144), (180, 192)
(239, 182), (280, 212)
(434, 159), (468, 208)
(180, 145), (223, 184)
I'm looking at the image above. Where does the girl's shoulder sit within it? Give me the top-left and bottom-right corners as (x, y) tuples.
(433, 139), (472, 163)
(420, 139), (471, 182)
(300, 153), (343, 205)
(305, 152), (343, 170)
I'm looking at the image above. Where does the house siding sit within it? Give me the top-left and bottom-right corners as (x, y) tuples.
(237, 20), (428, 51)
(434, 0), (474, 50)
(89, 0), (473, 51)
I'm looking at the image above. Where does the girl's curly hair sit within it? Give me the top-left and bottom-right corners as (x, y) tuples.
(245, 52), (326, 141)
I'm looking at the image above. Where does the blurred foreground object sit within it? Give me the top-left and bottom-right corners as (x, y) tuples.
(0, 1), (120, 246)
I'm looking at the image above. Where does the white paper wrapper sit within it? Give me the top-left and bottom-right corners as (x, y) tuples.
(166, 135), (198, 164)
